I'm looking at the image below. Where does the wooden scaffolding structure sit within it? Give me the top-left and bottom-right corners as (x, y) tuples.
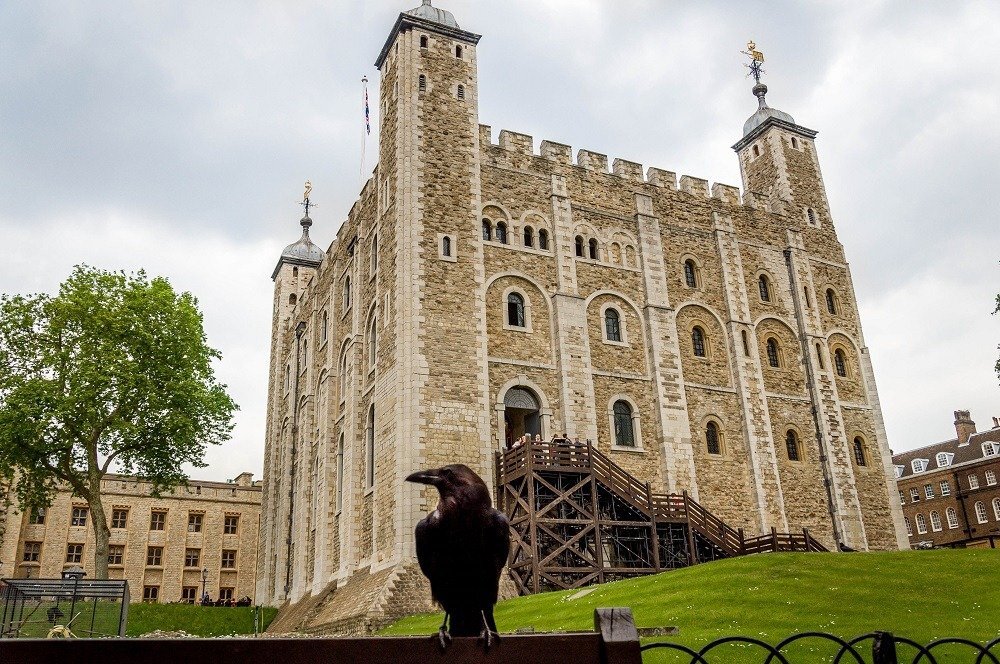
(495, 439), (827, 594)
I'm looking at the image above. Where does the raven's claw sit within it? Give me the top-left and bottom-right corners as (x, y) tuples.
(437, 626), (453, 652)
(479, 628), (500, 651)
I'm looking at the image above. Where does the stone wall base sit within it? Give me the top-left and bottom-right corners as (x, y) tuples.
(266, 562), (435, 636)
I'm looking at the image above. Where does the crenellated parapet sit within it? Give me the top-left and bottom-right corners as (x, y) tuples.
(479, 124), (753, 207)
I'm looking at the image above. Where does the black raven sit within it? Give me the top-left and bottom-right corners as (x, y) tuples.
(406, 464), (510, 649)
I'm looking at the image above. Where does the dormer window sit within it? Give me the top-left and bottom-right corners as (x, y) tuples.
(894, 465), (904, 478)
(936, 452), (953, 468)
(911, 458), (928, 473)
(983, 442), (999, 457)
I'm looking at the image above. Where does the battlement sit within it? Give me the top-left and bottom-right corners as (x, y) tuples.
(479, 124), (745, 205)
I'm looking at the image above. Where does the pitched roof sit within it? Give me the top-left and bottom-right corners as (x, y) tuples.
(892, 426), (1000, 479)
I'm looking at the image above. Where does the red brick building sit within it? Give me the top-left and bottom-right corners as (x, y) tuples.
(893, 410), (1000, 548)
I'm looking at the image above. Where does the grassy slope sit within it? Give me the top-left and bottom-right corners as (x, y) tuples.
(125, 603), (278, 637)
(382, 550), (1000, 659)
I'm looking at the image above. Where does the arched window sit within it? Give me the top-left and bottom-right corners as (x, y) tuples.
(523, 226), (534, 248)
(366, 406), (375, 489)
(301, 340), (307, 374)
(785, 429), (800, 461)
(816, 343), (824, 369)
(692, 326), (706, 358)
(826, 289), (837, 315)
(904, 516), (912, 536)
(588, 238), (599, 260)
(482, 219), (492, 241)
(336, 434), (345, 512)
(758, 274), (771, 302)
(507, 292), (525, 328)
(946, 507), (959, 529)
(371, 235), (378, 275)
(706, 421), (721, 455)
(803, 287), (812, 308)
(853, 437), (866, 466)
(915, 513), (927, 534)
(369, 319), (378, 368)
(613, 400), (635, 447)
(752, 145), (760, 158)
(339, 352), (348, 401)
(418, 74), (427, 92)
(684, 260), (698, 288)
(420, 35), (428, 48)
(604, 308), (621, 342)
(575, 235), (584, 257)
(442, 235), (451, 257)
(975, 501), (988, 524)
(766, 338), (780, 368)
(834, 348), (847, 377)
(343, 276), (351, 310)
(457, 84), (465, 100)
(807, 208), (816, 225)
(930, 511), (942, 532)
(292, 266), (298, 277)
(455, 45), (463, 58)
(791, 137), (799, 149)
(538, 229), (549, 250)
(289, 293), (297, 305)
(993, 498), (1000, 521)
(495, 221), (508, 244)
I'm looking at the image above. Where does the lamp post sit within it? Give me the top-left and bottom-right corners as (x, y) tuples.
(201, 567), (209, 604)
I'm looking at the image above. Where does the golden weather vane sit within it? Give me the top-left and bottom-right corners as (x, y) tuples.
(300, 180), (317, 216)
(742, 40), (766, 83)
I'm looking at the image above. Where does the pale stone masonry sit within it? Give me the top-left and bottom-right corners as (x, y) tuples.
(258, 1), (909, 633)
(0, 473), (260, 604)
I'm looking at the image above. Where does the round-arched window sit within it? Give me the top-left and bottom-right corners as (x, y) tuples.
(706, 421), (721, 455)
(507, 292), (525, 327)
(604, 308), (621, 342)
(692, 326), (706, 357)
(766, 338), (780, 368)
(613, 400), (635, 447)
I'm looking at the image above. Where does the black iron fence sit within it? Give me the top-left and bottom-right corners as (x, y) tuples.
(641, 631), (1000, 663)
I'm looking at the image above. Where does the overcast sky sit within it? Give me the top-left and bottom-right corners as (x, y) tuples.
(2, 1), (998, 481)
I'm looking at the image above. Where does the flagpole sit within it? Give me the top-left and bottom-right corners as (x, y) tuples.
(360, 75), (369, 188)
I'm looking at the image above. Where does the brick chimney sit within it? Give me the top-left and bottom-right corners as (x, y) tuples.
(954, 410), (976, 446)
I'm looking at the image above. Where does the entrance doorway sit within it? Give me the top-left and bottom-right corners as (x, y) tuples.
(504, 387), (541, 447)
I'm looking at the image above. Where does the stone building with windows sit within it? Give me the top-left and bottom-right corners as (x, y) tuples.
(894, 410), (1000, 548)
(258, 0), (908, 633)
(0, 473), (261, 604)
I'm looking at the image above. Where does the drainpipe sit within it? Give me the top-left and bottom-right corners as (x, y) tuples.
(284, 321), (306, 597)
(784, 249), (842, 547)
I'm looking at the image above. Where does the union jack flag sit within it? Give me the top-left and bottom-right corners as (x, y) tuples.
(364, 84), (370, 135)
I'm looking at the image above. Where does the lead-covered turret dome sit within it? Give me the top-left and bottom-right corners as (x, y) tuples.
(405, 0), (460, 30)
(742, 82), (796, 136)
(272, 214), (324, 279)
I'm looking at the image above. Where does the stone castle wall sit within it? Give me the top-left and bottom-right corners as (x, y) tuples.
(258, 7), (908, 634)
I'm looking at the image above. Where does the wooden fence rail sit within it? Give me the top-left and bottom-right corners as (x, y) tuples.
(0, 608), (642, 664)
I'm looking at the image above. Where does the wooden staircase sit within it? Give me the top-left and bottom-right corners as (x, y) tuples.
(495, 439), (826, 594)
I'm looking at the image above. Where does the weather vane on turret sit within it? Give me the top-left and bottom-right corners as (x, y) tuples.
(742, 40), (765, 83)
(742, 40), (770, 110)
(299, 180), (317, 218)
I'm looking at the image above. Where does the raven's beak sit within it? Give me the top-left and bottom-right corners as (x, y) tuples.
(405, 468), (442, 486)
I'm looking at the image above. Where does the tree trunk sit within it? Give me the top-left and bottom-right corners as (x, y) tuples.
(88, 475), (111, 580)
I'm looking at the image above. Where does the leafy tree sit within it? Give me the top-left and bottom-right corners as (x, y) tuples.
(0, 265), (237, 578)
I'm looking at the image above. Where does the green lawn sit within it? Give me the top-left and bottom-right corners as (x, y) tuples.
(381, 550), (1000, 661)
(125, 603), (278, 637)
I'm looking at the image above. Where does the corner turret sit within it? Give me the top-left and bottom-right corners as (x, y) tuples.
(732, 42), (831, 230)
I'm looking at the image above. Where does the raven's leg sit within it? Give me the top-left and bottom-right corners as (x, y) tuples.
(478, 608), (500, 651)
(436, 613), (452, 651)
